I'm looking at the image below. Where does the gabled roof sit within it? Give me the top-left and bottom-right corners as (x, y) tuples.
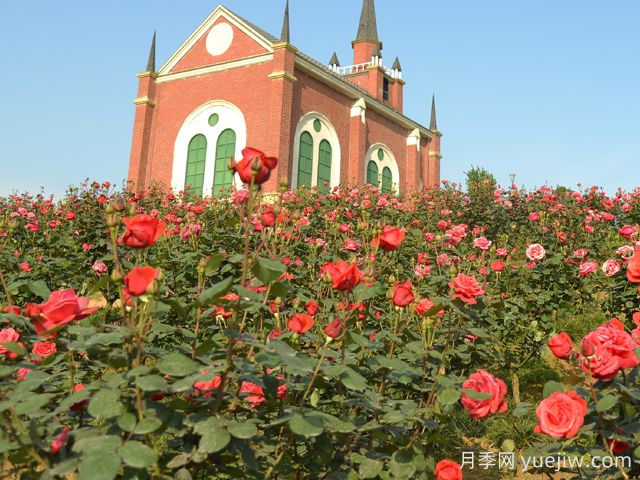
(157, 5), (275, 75)
(156, 4), (433, 139)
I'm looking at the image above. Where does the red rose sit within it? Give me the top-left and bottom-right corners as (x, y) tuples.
(119, 214), (166, 249)
(371, 225), (405, 252)
(34, 290), (99, 336)
(239, 380), (289, 407)
(392, 281), (415, 307)
(548, 332), (573, 360)
(415, 298), (435, 316)
(434, 460), (462, 480)
(490, 259), (505, 272)
(321, 260), (363, 291)
(50, 427), (70, 455)
(627, 249), (640, 283)
(461, 370), (508, 419)
(32, 340), (57, 358)
(534, 391), (587, 439)
(194, 370), (222, 395)
(287, 313), (315, 334)
(449, 274), (485, 305)
(581, 322), (639, 380)
(124, 267), (159, 297)
(305, 300), (319, 316)
(0, 328), (20, 358)
(325, 319), (344, 339)
(232, 147), (278, 185)
(260, 206), (276, 227)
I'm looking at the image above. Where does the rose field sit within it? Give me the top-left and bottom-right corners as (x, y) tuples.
(1, 157), (640, 479)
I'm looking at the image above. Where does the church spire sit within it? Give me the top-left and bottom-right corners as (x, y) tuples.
(355, 0), (380, 44)
(329, 52), (340, 67)
(280, 0), (290, 43)
(430, 95), (438, 131)
(146, 31), (156, 73)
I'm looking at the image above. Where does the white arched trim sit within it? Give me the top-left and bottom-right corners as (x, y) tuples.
(172, 100), (247, 196)
(291, 112), (341, 190)
(364, 143), (400, 194)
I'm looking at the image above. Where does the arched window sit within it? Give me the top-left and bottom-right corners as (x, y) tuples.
(297, 132), (314, 188)
(317, 140), (332, 194)
(367, 161), (379, 186)
(382, 167), (393, 194)
(185, 134), (207, 196)
(212, 129), (236, 195)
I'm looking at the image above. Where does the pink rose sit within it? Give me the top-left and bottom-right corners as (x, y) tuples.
(526, 243), (546, 261)
(548, 333), (573, 359)
(578, 261), (598, 277)
(34, 290), (99, 336)
(601, 259), (620, 277)
(534, 391), (587, 439)
(473, 236), (492, 250)
(581, 322), (640, 380)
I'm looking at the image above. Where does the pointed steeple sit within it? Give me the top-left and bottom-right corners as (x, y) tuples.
(430, 95), (438, 131)
(355, 0), (380, 44)
(372, 46), (382, 58)
(392, 57), (402, 71)
(146, 31), (156, 73)
(280, 0), (290, 43)
(329, 52), (340, 67)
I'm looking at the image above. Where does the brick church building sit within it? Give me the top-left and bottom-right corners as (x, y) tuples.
(128, 0), (442, 196)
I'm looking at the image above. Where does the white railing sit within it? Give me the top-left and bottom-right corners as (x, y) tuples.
(331, 57), (402, 80)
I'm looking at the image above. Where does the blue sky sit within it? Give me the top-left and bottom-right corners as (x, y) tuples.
(0, 0), (638, 196)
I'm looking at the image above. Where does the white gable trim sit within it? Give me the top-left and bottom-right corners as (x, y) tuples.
(158, 5), (274, 76)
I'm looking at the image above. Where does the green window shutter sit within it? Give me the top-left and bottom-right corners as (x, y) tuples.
(297, 131), (313, 188)
(213, 129), (236, 195)
(317, 140), (332, 194)
(366, 160), (379, 187)
(185, 134), (207, 196)
(382, 167), (393, 194)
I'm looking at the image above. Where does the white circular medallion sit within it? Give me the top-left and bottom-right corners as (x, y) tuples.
(206, 23), (234, 57)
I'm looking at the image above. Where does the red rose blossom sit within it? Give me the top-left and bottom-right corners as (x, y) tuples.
(33, 290), (99, 336)
(119, 214), (166, 249)
(534, 391), (587, 439)
(627, 249), (640, 283)
(392, 280), (415, 307)
(287, 313), (315, 334)
(449, 273), (485, 305)
(371, 226), (405, 252)
(124, 267), (159, 297)
(548, 332), (573, 359)
(434, 460), (462, 480)
(581, 322), (639, 380)
(325, 319), (344, 339)
(321, 260), (363, 291)
(461, 370), (508, 420)
(232, 147), (278, 185)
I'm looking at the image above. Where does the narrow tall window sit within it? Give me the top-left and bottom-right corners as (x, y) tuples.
(382, 167), (393, 193)
(297, 131), (314, 188)
(185, 134), (207, 196)
(317, 140), (332, 194)
(383, 78), (390, 101)
(367, 160), (379, 186)
(211, 129), (236, 195)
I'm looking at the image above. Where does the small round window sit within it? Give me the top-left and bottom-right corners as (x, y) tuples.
(377, 149), (385, 161)
(208, 113), (220, 127)
(313, 119), (322, 133)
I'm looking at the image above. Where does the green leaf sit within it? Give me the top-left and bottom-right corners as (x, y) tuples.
(461, 389), (492, 401)
(359, 458), (383, 479)
(78, 453), (121, 480)
(252, 258), (287, 285)
(543, 380), (564, 398)
(117, 413), (137, 432)
(596, 394), (619, 412)
(197, 277), (234, 307)
(28, 280), (50, 299)
(438, 388), (461, 406)
(228, 421), (258, 439)
(73, 435), (121, 454)
(199, 427), (231, 453)
(289, 412), (324, 438)
(14, 393), (54, 415)
(88, 390), (123, 419)
(340, 367), (367, 392)
(120, 441), (158, 469)
(157, 352), (198, 377)
(205, 255), (224, 276)
(134, 417), (163, 434)
(137, 375), (169, 392)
